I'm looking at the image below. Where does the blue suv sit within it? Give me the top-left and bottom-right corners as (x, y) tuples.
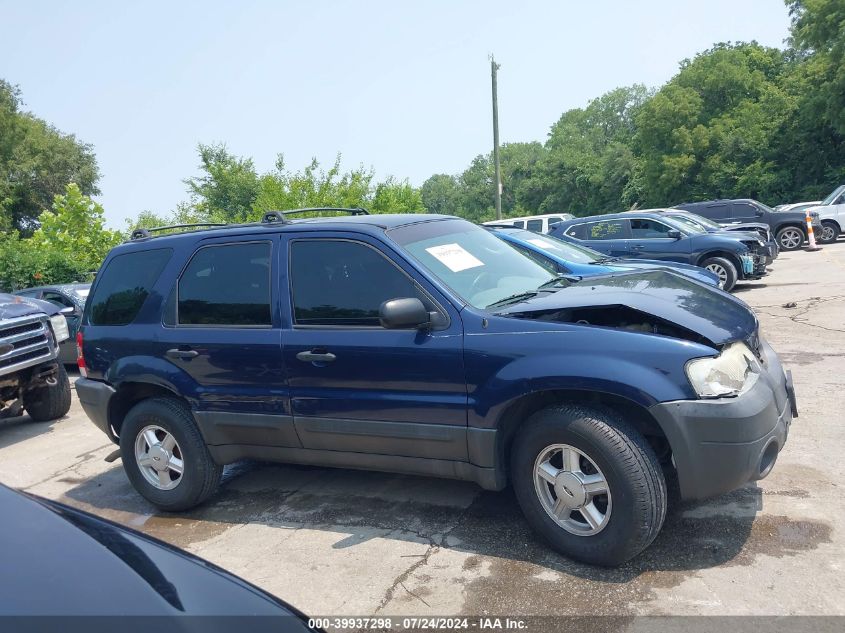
(550, 211), (769, 292)
(75, 209), (796, 566)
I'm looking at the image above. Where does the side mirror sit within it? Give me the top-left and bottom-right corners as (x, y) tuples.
(667, 230), (682, 239)
(59, 306), (77, 317)
(379, 298), (430, 329)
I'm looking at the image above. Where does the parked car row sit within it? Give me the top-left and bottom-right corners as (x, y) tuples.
(549, 210), (769, 292)
(61, 207), (796, 569)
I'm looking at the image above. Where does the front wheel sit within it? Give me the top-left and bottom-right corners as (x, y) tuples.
(776, 226), (805, 251)
(819, 221), (840, 244)
(701, 256), (738, 292)
(511, 404), (667, 566)
(119, 398), (222, 511)
(25, 364), (71, 422)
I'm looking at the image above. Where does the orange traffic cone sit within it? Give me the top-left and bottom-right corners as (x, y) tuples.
(806, 210), (822, 251)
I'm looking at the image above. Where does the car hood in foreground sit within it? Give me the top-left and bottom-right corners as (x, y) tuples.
(0, 293), (60, 320)
(495, 270), (756, 347)
(0, 484), (310, 626)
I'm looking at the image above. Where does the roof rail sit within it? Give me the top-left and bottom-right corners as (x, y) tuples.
(261, 207), (370, 224)
(130, 223), (228, 240)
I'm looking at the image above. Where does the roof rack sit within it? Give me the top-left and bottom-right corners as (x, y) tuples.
(129, 207), (371, 241)
(261, 207), (370, 223)
(130, 223), (227, 240)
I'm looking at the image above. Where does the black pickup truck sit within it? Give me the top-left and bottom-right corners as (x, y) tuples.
(0, 293), (72, 422)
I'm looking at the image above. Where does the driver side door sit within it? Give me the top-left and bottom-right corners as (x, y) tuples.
(279, 233), (469, 461)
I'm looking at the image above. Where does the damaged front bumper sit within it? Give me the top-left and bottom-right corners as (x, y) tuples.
(648, 340), (795, 501)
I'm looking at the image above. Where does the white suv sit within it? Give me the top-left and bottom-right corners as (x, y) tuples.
(805, 185), (845, 243)
(483, 213), (573, 234)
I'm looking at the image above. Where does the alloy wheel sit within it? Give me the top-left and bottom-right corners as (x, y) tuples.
(820, 225), (835, 242)
(705, 263), (728, 288)
(780, 228), (803, 250)
(134, 425), (184, 490)
(533, 443), (612, 536)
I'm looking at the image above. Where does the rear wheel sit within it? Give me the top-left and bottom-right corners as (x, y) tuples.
(701, 256), (738, 292)
(119, 398), (222, 511)
(511, 404), (667, 566)
(25, 364), (71, 422)
(776, 226), (805, 251)
(819, 221), (840, 244)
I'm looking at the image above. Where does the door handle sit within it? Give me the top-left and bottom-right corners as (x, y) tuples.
(166, 348), (199, 359)
(631, 244), (646, 250)
(296, 350), (336, 364)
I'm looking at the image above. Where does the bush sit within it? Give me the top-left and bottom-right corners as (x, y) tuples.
(0, 235), (90, 292)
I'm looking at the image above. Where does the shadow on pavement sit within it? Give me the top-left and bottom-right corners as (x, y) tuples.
(56, 457), (824, 589)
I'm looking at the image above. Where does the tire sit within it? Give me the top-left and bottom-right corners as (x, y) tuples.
(819, 221), (840, 244)
(701, 256), (738, 292)
(119, 397), (222, 511)
(776, 226), (805, 251)
(510, 404), (667, 567)
(25, 364), (71, 422)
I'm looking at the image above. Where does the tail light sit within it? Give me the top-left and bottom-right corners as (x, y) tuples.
(76, 331), (87, 378)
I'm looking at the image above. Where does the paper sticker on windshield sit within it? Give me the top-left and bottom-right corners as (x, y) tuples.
(527, 238), (560, 251)
(425, 243), (484, 272)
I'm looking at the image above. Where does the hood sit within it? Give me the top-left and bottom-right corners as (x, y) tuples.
(0, 485), (309, 621)
(0, 293), (59, 320)
(608, 259), (720, 286)
(496, 270), (756, 347)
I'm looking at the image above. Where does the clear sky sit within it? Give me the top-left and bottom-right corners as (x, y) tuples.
(1, 0), (791, 228)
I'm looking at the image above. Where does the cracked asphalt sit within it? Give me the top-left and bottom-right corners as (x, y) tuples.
(1, 241), (844, 618)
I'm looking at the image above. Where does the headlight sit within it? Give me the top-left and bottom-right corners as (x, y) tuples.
(49, 315), (70, 343)
(686, 342), (761, 398)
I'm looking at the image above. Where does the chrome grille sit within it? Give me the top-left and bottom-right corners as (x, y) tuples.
(0, 315), (53, 374)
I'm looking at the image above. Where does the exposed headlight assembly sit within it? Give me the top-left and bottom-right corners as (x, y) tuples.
(686, 342), (761, 398)
(49, 315), (70, 343)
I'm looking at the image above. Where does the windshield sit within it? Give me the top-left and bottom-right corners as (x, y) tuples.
(661, 215), (702, 234)
(822, 185), (845, 206)
(674, 213), (720, 230)
(389, 219), (557, 309)
(503, 229), (606, 263)
(665, 214), (708, 234)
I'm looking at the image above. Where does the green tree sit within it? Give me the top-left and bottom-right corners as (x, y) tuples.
(185, 143), (260, 223)
(31, 183), (122, 272)
(0, 79), (100, 235)
(370, 177), (425, 214)
(420, 174), (463, 215)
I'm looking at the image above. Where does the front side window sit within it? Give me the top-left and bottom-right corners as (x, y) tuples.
(585, 220), (626, 240)
(290, 240), (430, 326)
(630, 218), (674, 239)
(42, 291), (74, 309)
(731, 203), (758, 219)
(89, 249), (172, 326)
(525, 219), (543, 232)
(178, 242), (271, 326)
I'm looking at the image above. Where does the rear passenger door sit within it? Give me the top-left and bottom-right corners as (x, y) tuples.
(279, 233), (468, 462)
(155, 239), (298, 448)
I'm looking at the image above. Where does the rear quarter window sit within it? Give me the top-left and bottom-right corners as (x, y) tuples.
(88, 249), (172, 325)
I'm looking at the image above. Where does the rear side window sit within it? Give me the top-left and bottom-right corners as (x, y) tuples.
(290, 240), (430, 326)
(584, 220), (626, 240)
(178, 242), (271, 326)
(89, 249), (172, 325)
(525, 219), (543, 232)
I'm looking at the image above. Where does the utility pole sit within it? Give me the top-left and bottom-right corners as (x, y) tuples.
(490, 55), (503, 220)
